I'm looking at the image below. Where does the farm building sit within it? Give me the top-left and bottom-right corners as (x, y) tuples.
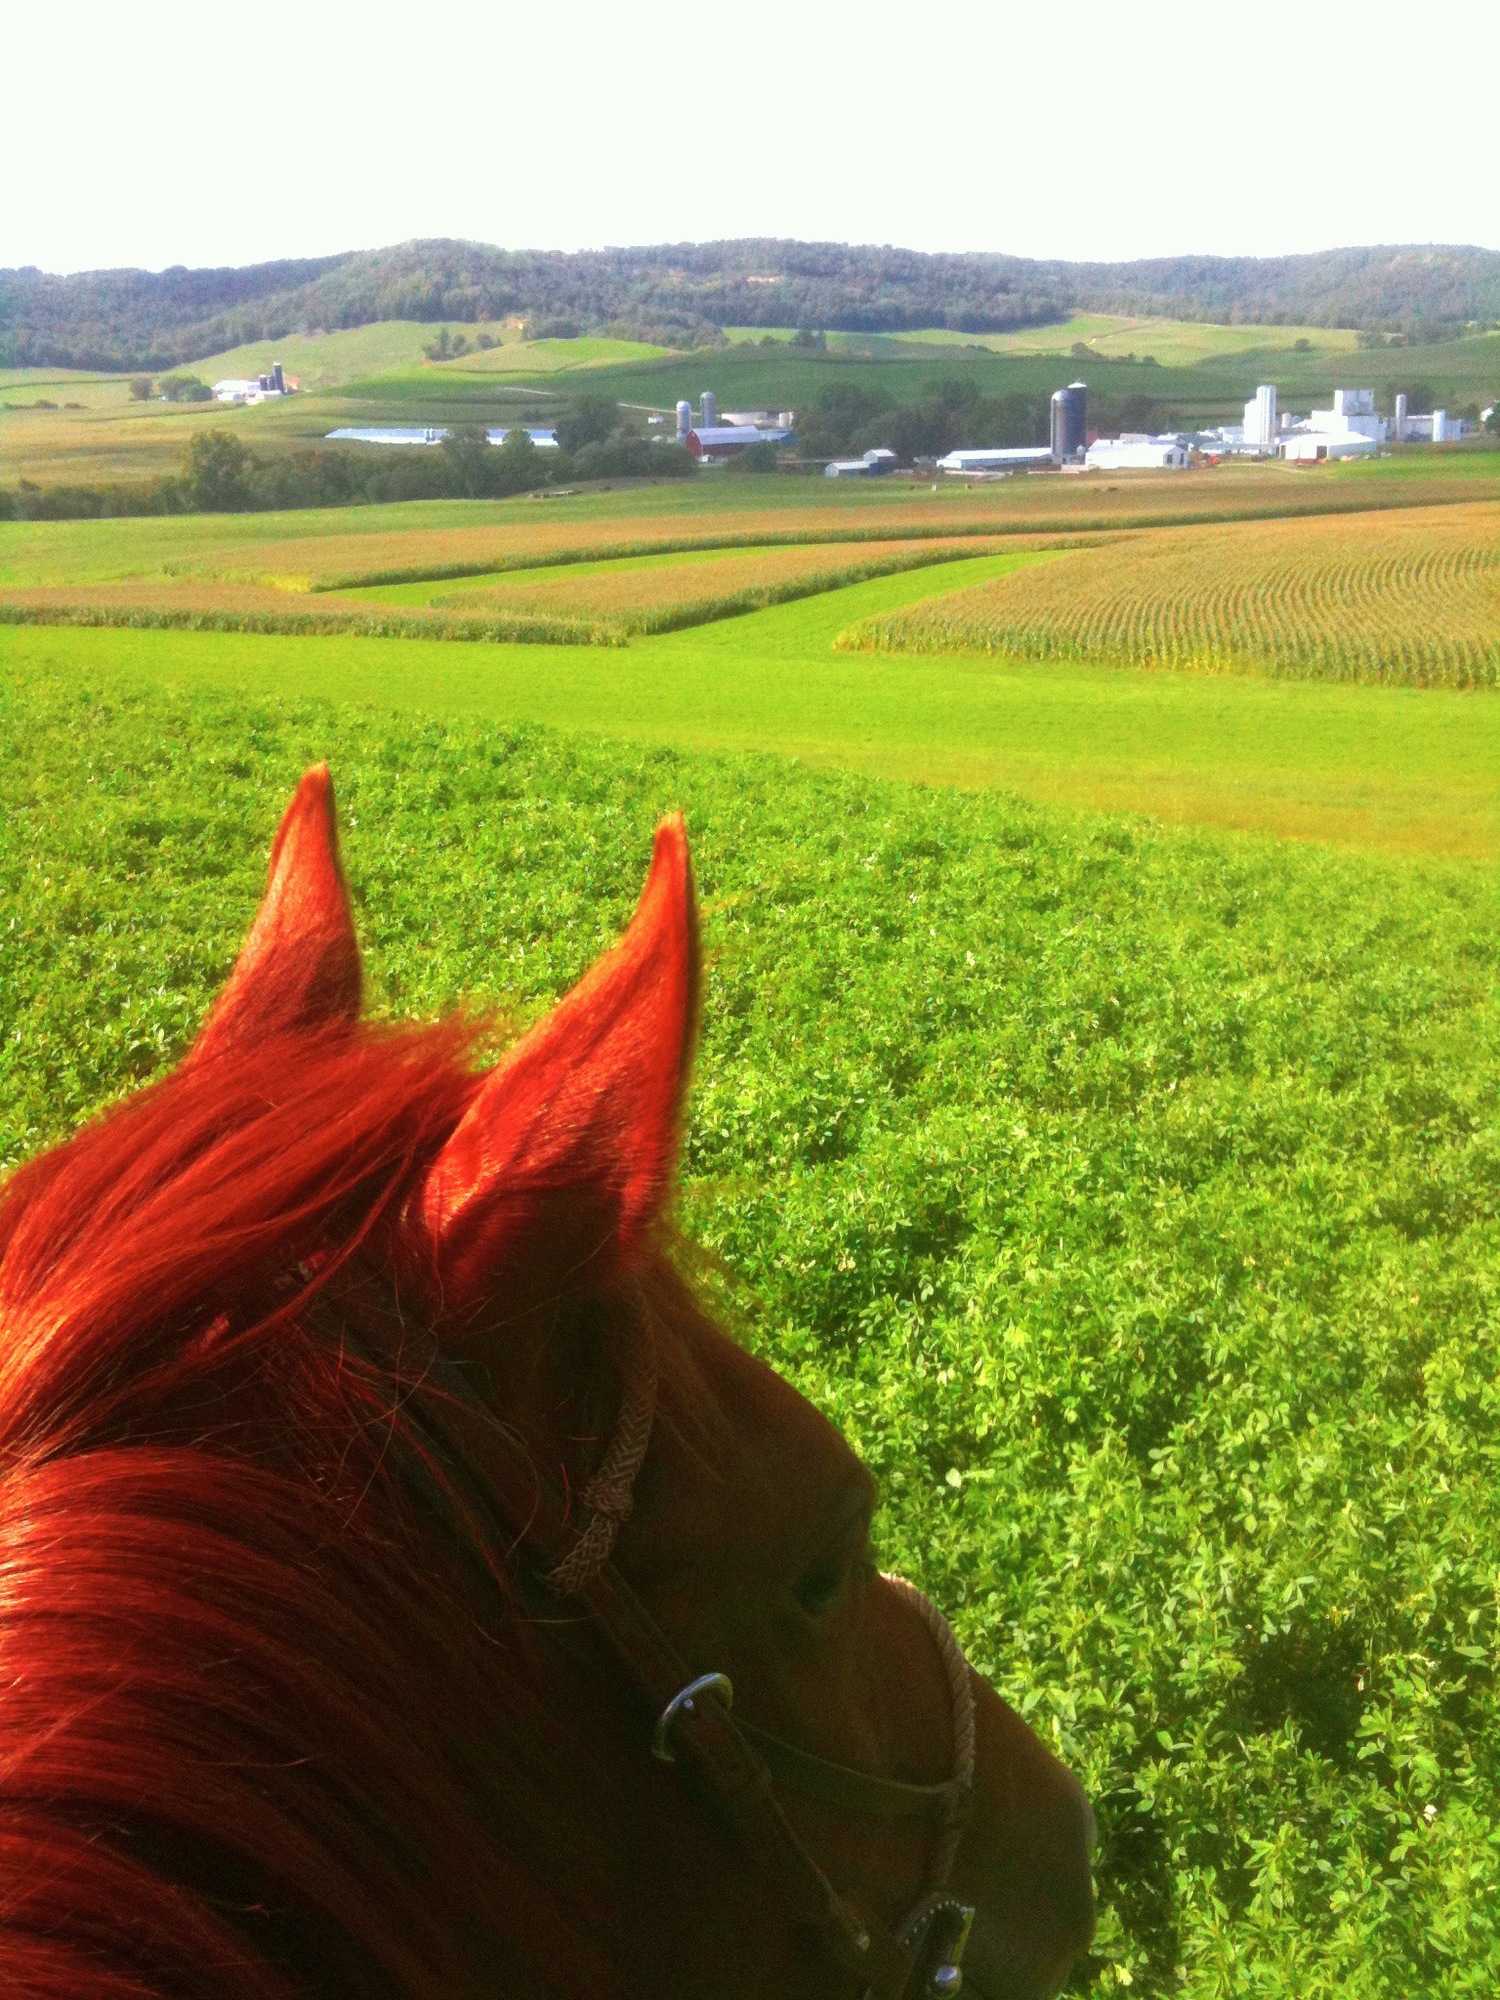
(824, 448), (898, 478)
(324, 426), (559, 449)
(213, 363), (291, 404)
(937, 446), (1053, 475)
(684, 425), (793, 461)
(1084, 436), (1191, 470)
(724, 410), (796, 430)
(1280, 431), (1378, 462)
(1396, 406), (1465, 442)
(1277, 388), (1383, 461)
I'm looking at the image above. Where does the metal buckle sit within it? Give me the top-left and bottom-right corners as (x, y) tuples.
(897, 1895), (976, 1997)
(650, 1671), (734, 1763)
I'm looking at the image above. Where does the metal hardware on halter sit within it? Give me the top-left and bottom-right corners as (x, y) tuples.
(651, 1672), (734, 1763)
(426, 1318), (984, 2000)
(893, 1895), (976, 1998)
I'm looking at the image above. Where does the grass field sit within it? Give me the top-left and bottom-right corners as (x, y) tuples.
(186, 320), (518, 390)
(839, 502), (1500, 690)
(432, 334), (672, 373)
(3, 656), (1498, 1998)
(897, 317), (1363, 364)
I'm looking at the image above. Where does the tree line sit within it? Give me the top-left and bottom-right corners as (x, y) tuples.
(10, 238), (1500, 373)
(0, 401), (697, 521)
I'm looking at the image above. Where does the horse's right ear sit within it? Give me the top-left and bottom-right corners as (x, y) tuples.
(190, 765), (362, 1065)
(411, 815), (698, 1327)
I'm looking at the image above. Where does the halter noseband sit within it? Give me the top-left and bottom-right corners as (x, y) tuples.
(525, 1339), (981, 2000)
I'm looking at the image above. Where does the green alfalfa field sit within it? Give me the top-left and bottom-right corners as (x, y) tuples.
(5, 591), (1500, 1996)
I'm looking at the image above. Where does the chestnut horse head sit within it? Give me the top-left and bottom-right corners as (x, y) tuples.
(0, 768), (1093, 1999)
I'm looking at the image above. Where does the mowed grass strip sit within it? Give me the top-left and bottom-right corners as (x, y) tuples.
(839, 501), (1500, 689)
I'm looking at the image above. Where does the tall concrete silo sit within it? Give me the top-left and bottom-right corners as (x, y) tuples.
(700, 390), (718, 429)
(676, 399), (692, 441)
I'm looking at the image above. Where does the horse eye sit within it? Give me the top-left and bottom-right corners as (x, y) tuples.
(792, 1559), (848, 1618)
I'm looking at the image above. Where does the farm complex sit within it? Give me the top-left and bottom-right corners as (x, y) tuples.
(4, 243), (1500, 1999)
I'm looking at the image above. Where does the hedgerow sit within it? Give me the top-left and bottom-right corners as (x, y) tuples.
(3, 663), (1498, 1996)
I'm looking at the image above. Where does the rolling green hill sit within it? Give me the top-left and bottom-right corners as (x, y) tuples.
(8, 239), (1500, 372)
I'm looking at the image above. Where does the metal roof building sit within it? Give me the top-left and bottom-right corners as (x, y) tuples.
(1084, 436), (1191, 470)
(324, 427), (558, 448)
(936, 447), (1053, 474)
(685, 425), (792, 460)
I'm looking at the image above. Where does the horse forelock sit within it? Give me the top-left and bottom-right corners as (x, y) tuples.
(0, 1018), (708, 2000)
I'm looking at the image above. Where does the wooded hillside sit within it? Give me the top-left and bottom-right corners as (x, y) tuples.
(5, 238), (1499, 371)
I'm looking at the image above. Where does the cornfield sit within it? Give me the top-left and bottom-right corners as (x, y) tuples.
(423, 541), (1005, 633)
(0, 542), (1010, 647)
(837, 502), (1500, 689)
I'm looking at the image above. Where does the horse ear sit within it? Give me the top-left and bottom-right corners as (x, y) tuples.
(414, 815), (698, 1322)
(191, 765), (362, 1065)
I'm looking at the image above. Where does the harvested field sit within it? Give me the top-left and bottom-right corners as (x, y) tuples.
(837, 501), (1500, 689)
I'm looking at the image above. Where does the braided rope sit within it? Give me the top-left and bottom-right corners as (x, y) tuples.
(544, 1337), (659, 1595)
(881, 1573), (977, 1888)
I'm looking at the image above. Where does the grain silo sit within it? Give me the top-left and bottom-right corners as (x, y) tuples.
(676, 399), (692, 441)
(1050, 382), (1087, 462)
(700, 390), (718, 429)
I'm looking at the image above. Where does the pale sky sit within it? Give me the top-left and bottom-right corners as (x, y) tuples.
(6, 0), (1496, 275)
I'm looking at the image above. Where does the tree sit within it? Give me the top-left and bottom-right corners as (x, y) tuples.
(725, 440), (781, 475)
(180, 430), (255, 511)
(129, 376), (153, 400)
(439, 423), (492, 498)
(556, 395), (620, 454)
(159, 373), (212, 403)
(494, 428), (543, 494)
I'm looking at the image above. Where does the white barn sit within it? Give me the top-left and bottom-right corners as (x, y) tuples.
(1084, 436), (1191, 471)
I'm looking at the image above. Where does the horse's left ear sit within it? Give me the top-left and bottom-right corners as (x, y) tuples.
(191, 765), (362, 1065)
(413, 815), (698, 1323)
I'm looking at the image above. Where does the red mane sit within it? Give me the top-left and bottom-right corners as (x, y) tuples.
(0, 1027), (572, 1996)
(0, 772), (702, 1998)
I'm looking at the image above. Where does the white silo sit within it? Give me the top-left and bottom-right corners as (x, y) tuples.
(676, 399), (692, 441)
(1432, 409), (1449, 443)
(1394, 393), (1408, 442)
(700, 390), (718, 429)
(1241, 385), (1276, 454)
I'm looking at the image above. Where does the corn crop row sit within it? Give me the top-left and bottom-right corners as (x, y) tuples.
(836, 503), (1500, 690)
(0, 602), (619, 647)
